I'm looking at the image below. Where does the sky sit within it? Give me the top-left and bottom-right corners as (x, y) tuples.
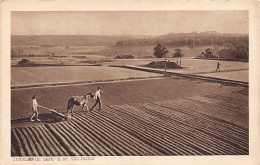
(11, 11), (248, 35)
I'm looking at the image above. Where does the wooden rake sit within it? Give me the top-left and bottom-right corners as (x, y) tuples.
(38, 105), (71, 122)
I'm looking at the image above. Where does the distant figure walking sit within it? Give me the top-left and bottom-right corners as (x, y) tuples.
(216, 62), (221, 72)
(90, 87), (103, 111)
(30, 95), (41, 121)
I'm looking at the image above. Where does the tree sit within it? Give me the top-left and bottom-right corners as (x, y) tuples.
(204, 48), (214, 58)
(153, 43), (168, 58)
(154, 43), (169, 76)
(173, 49), (183, 58)
(173, 49), (184, 65)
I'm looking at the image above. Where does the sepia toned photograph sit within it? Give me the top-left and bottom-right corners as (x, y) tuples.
(9, 10), (250, 157)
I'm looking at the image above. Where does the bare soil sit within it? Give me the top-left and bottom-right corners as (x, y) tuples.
(11, 83), (248, 156)
(11, 77), (247, 122)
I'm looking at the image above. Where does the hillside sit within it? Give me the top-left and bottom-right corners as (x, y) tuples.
(115, 32), (249, 47)
(11, 35), (145, 46)
(12, 32), (248, 47)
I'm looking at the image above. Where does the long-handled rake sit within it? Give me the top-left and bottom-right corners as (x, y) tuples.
(38, 105), (71, 122)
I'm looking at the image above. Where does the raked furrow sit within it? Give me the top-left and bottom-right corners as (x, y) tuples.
(20, 128), (39, 156)
(132, 103), (248, 154)
(26, 127), (46, 156)
(54, 123), (87, 155)
(71, 115), (121, 155)
(44, 124), (80, 156)
(74, 113), (141, 155)
(11, 96), (248, 156)
(11, 129), (26, 156)
(11, 142), (18, 156)
(74, 113), (132, 156)
(41, 125), (70, 156)
(59, 121), (100, 156)
(163, 99), (249, 139)
(97, 106), (179, 155)
(182, 97), (248, 128)
(33, 126), (58, 156)
(89, 111), (163, 155)
(149, 101), (248, 152)
(123, 103), (233, 154)
(115, 104), (207, 155)
(105, 105), (207, 155)
(204, 94), (248, 111)
(157, 99), (248, 134)
(143, 101), (248, 148)
(15, 128), (34, 156)
(37, 125), (64, 156)
(115, 104), (230, 155)
(68, 119), (112, 156)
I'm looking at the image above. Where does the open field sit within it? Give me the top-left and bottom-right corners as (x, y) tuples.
(113, 58), (248, 73)
(11, 66), (161, 87)
(85, 45), (218, 58)
(11, 78), (248, 156)
(11, 57), (248, 88)
(111, 58), (248, 82)
(197, 70), (249, 82)
(12, 45), (110, 58)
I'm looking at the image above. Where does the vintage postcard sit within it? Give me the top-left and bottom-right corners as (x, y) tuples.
(1, 0), (260, 165)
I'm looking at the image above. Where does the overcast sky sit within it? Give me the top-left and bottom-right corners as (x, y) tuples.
(11, 11), (248, 35)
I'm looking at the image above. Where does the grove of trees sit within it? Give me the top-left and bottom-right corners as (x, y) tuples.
(200, 43), (249, 61)
(117, 32), (249, 61)
(115, 32), (248, 48)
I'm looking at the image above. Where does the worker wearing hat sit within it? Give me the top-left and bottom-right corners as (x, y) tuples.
(90, 87), (103, 111)
(30, 95), (41, 121)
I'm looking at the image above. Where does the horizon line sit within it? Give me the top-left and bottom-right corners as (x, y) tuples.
(11, 32), (249, 36)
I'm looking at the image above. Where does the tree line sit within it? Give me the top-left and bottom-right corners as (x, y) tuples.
(154, 41), (248, 62)
(116, 32), (248, 48)
(197, 41), (248, 62)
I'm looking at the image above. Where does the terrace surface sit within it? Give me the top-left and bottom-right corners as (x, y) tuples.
(11, 66), (161, 87)
(11, 58), (249, 88)
(11, 77), (248, 156)
(11, 91), (248, 156)
(11, 57), (249, 156)
(113, 58), (249, 82)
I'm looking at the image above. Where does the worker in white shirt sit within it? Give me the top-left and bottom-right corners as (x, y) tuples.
(30, 95), (41, 121)
(90, 87), (103, 111)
